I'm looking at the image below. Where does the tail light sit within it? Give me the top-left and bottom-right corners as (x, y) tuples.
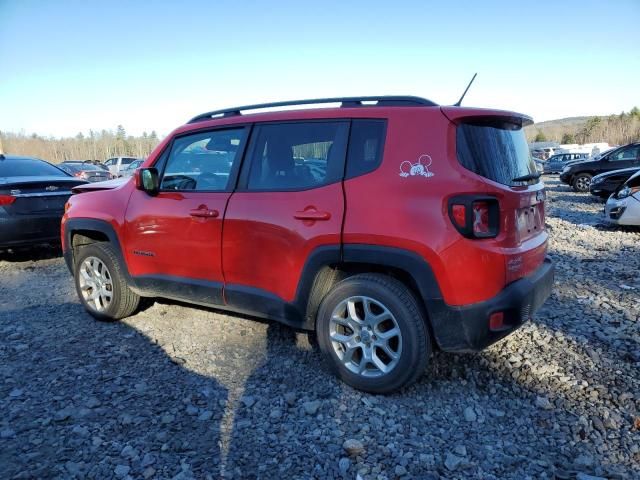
(0, 194), (16, 206)
(448, 196), (499, 239)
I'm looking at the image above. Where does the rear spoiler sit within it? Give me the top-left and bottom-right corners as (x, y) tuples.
(72, 177), (129, 194)
(441, 106), (533, 127)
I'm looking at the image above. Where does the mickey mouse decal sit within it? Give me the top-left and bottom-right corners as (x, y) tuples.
(399, 154), (434, 178)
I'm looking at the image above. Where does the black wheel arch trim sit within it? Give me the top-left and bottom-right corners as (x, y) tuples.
(62, 227), (453, 339)
(341, 244), (444, 301)
(63, 218), (126, 274)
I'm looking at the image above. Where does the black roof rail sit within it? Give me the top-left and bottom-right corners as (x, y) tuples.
(187, 96), (438, 123)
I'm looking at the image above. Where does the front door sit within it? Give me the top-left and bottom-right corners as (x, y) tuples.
(124, 127), (248, 304)
(607, 144), (640, 171)
(222, 121), (349, 317)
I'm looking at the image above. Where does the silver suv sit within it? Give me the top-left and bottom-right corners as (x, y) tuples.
(103, 156), (141, 177)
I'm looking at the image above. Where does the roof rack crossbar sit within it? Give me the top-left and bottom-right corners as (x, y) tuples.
(187, 96), (437, 123)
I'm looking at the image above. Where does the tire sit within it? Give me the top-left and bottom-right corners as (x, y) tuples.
(572, 173), (592, 192)
(74, 242), (140, 321)
(316, 273), (431, 393)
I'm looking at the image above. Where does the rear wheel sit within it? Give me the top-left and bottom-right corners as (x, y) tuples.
(573, 173), (592, 192)
(316, 274), (430, 393)
(74, 243), (140, 321)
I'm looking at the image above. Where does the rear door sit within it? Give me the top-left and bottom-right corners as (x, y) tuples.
(123, 127), (248, 304)
(222, 121), (348, 310)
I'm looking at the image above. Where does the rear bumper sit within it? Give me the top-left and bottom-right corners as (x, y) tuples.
(429, 257), (555, 352)
(0, 213), (63, 248)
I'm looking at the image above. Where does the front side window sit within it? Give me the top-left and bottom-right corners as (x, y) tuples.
(160, 128), (244, 191)
(246, 122), (348, 191)
(611, 146), (639, 161)
(104, 159), (114, 166)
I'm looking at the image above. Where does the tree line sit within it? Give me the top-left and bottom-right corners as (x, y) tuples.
(0, 126), (161, 164)
(527, 107), (640, 146)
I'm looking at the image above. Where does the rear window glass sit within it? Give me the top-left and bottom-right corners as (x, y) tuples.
(456, 121), (538, 186)
(0, 158), (68, 177)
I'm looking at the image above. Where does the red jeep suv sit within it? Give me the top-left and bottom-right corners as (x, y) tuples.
(62, 96), (554, 393)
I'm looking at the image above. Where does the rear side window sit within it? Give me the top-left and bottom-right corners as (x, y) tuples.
(0, 158), (68, 177)
(346, 120), (386, 179)
(456, 121), (538, 186)
(121, 157), (137, 165)
(246, 121), (348, 191)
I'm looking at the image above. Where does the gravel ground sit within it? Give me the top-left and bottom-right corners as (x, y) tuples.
(1, 176), (639, 480)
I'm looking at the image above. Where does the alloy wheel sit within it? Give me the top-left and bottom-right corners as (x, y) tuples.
(576, 176), (590, 191)
(329, 296), (403, 377)
(78, 256), (113, 312)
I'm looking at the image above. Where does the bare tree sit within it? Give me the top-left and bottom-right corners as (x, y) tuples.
(0, 127), (162, 163)
(526, 108), (640, 146)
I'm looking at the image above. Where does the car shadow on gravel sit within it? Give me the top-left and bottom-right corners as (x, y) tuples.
(0, 302), (229, 479)
(223, 322), (347, 479)
(0, 244), (62, 262)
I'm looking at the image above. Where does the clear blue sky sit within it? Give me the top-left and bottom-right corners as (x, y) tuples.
(1, 0), (639, 137)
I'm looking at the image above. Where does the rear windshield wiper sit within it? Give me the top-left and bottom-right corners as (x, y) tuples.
(512, 173), (541, 182)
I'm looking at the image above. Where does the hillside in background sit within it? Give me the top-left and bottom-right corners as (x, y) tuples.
(525, 108), (640, 146)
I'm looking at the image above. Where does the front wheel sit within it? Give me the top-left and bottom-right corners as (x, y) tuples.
(573, 173), (592, 192)
(316, 274), (431, 393)
(74, 243), (140, 321)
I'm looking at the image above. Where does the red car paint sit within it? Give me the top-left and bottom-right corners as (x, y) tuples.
(62, 102), (547, 320)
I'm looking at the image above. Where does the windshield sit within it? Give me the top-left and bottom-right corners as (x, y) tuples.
(456, 120), (538, 186)
(0, 158), (69, 177)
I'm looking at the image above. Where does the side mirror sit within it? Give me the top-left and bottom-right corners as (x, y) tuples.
(135, 167), (160, 195)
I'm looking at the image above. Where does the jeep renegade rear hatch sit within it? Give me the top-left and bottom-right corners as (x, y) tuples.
(456, 119), (538, 187)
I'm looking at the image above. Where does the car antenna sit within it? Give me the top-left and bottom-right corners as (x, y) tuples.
(453, 73), (477, 107)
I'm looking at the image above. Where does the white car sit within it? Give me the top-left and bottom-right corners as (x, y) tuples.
(103, 156), (141, 177)
(118, 159), (144, 178)
(604, 170), (640, 226)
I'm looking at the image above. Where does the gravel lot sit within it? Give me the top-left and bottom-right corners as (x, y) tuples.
(1, 177), (639, 480)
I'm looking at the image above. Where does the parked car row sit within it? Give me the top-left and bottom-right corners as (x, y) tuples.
(604, 170), (640, 226)
(536, 141), (640, 227)
(0, 154), (88, 248)
(559, 142), (640, 192)
(58, 161), (113, 182)
(0, 153), (146, 250)
(542, 152), (589, 174)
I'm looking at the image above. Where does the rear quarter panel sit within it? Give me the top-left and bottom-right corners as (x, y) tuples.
(343, 108), (547, 306)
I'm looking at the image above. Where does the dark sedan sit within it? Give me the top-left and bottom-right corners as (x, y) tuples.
(59, 161), (113, 182)
(0, 155), (88, 248)
(589, 167), (640, 199)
